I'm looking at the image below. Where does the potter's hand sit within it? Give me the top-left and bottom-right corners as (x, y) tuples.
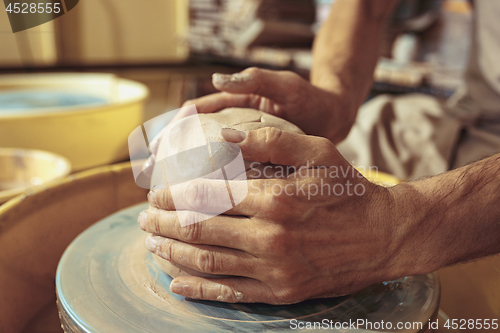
(183, 68), (355, 144)
(138, 128), (412, 304)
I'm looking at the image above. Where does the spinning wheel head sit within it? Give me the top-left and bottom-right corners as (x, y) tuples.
(57, 203), (440, 333)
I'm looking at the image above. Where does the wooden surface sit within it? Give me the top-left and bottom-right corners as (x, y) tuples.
(0, 162), (148, 333)
(437, 255), (500, 332)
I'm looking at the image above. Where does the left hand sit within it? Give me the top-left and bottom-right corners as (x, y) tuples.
(182, 67), (356, 144)
(138, 128), (408, 304)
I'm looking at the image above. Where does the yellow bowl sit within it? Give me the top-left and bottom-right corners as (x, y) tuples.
(0, 148), (71, 204)
(358, 167), (403, 186)
(0, 73), (149, 171)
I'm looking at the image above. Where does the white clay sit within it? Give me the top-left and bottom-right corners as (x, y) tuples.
(153, 108), (304, 278)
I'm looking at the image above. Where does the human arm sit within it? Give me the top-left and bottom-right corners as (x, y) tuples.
(183, 0), (399, 144)
(311, 0), (400, 140)
(390, 154), (500, 276)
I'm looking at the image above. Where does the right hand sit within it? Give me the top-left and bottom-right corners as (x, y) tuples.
(183, 67), (356, 144)
(138, 127), (412, 304)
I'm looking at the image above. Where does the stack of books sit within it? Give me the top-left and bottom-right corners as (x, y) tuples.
(188, 0), (315, 63)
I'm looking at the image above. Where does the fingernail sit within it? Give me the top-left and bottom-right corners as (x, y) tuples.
(170, 281), (185, 295)
(221, 128), (246, 143)
(148, 190), (158, 207)
(229, 72), (251, 82)
(138, 211), (147, 229)
(212, 73), (231, 86)
(146, 236), (158, 252)
(213, 72), (251, 86)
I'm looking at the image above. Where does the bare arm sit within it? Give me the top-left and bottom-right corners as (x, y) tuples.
(182, 1), (399, 144)
(392, 154), (500, 277)
(312, 0), (400, 131)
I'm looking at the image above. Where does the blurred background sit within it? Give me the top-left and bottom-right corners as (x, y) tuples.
(0, 0), (472, 122)
(0, 0), (473, 201)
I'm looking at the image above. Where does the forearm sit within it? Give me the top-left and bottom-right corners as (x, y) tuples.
(391, 154), (500, 277)
(311, 0), (399, 117)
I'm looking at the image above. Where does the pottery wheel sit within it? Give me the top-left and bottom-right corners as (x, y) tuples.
(56, 203), (440, 332)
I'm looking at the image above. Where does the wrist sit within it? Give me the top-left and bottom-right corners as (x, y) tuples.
(321, 87), (357, 144)
(385, 181), (451, 278)
(390, 155), (500, 279)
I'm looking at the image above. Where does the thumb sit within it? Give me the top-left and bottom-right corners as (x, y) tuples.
(212, 68), (304, 105)
(221, 127), (345, 169)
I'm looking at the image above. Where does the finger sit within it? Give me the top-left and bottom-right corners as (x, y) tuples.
(146, 235), (257, 278)
(148, 178), (263, 216)
(212, 68), (304, 105)
(169, 276), (285, 304)
(182, 92), (259, 114)
(139, 209), (257, 252)
(222, 127), (345, 169)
